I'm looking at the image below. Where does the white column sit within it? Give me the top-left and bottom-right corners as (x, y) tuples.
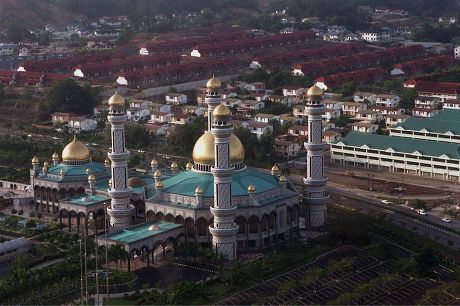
(303, 86), (329, 228)
(106, 93), (135, 228)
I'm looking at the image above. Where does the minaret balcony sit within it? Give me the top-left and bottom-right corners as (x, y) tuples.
(108, 151), (130, 160)
(303, 177), (328, 186)
(210, 206), (237, 216)
(211, 168), (234, 176)
(305, 106), (325, 114)
(304, 196), (329, 204)
(304, 143), (326, 151)
(208, 224), (239, 236)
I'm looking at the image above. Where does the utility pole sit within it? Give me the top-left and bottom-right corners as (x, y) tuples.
(79, 239), (84, 304)
(84, 232), (88, 303)
(95, 234), (99, 305)
(105, 203), (109, 303)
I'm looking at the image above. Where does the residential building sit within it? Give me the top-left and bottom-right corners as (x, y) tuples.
(351, 121), (378, 133)
(354, 110), (383, 123)
(149, 111), (173, 124)
(182, 105), (206, 117)
(165, 93), (187, 105)
(438, 16), (457, 24)
(282, 86), (304, 98)
(52, 112), (76, 124)
(361, 29), (390, 42)
(324, 109), (341, 121)
(323, 100), (344, 110)
(239, 100), (265, 111)
(67, 117), (97, 131)
(342, 102), (367, 117)
(280, 114), (300, 125)
(385, 114), (409, 127)
(273, 139), (302, 158)
(244, 121), (273, 138)
(143, 124), (167, 136)
(127, 107), (150, 122)
(323, 130), (341, 144)
(412, 108), (439, 118)
(375, 94), (400, 107)
(293, 105), (306, 118)
(353, 92), (377, 103)
(171, 113), (195, 125)
(150, 103), (171, 113)
(93, 104), (109, 115)
(251, 113), (277, 124)
(267, 95), (290, 105)
(442, 99), (460, 110)
(129, 99), (152, 109)
(288, 125), (309, 138)
(369, 106), (403, 116)
(455, 46), (460, 59)
(222, 98), (242, 108)
(413, 81), (460, 101)
(414, 96), (442, 109)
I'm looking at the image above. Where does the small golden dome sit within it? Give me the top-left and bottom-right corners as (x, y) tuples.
(271, 164), (280, 173)
(307, 85), (323, 97)
(186, 161), (193, 170)
(192, 132), (245, 166)
(88, 174), (96, 182)
(213, 103), (231, 118)
(155, 180), (164, 189)
(108, 91), (125, 108)
(248, 184), (256, 192)
(60, 169), (65, 176)
(104, 158), (110, 167)
(62, 136), (91, 161)
(206, 76), (221, 90)
(154, 169), (161, 178)
(32, 156), (39, 164)
(108, 178), (112, 186)
(52, 152), (59, 160)
(150, 159), (158, 166)
(171, 161), (178, 170)
(43, 161), (49, 167)
(128, 177), (146, 188)
(279, 175), (287, 183)
(148, 225), (161, 231)
(85, 168), (92, 175)
(195, 186), (203, 195)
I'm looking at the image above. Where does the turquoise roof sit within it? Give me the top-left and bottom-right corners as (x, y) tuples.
(158, 167), (281, 198)
(38, 162), (109, 182)
(394, 109), (460, 135)
(106, 221), (182, 243)
(67, 194), (110, 206)
(336, 131), (460, 159)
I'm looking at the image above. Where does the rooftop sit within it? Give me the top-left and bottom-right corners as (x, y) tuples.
(335, 131), (460, 159)
(67, 194), (110, 207)
(106, 221), (183, 244)
(394, 109), (460, 135)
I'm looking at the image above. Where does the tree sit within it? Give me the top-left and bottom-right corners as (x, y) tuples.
(40, 79), (100, 118)
(414, 247), (439, 275)
(166, 119), (206, 155)
(5, 23), (29, 43)
(441, 198), (455, 213)
(413, 199), (427, 210)
(340, 82), (357, 97)
(108, 244), (129, 271)
(335, 114), (351, 127)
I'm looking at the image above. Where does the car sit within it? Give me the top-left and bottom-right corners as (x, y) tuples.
(442, 217), (452, 223)
(137, 150), (146, 153)
(381, 200), (392, 205)
(417, 209), (427, 216)
(27, 134), (32, 137)
(52, 136), (59, 140)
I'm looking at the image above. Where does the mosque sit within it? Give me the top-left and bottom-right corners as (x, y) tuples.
(29, 76), (328, 266)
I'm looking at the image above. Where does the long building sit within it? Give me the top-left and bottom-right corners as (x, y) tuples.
(331, 109), (460, 181)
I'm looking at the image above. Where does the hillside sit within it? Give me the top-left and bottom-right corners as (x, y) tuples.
(0, 0), (75, 30)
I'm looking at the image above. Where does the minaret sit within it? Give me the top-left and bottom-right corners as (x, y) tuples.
(303, 85), (328, 227)
(209, 103), (239, 260)
(205, 76), (222, 131)
(106, 92), (135, 228)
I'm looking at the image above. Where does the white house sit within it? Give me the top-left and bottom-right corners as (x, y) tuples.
(361, 29), (390, 42)
(171, 113), (196, 125)
(67, 117), (97, 131)
(455, 46), (460, 59)
(323, 100), (344, 110)
(144, 124), (167, 136)
(442, 99), (460, 110)
(385, 114), (409, 127)
(243, 121), (273, 138)
(342, 102), (367, 117)
(165, 93), (187, 105)
(150, 103), (171, 113)
(254, 113), (279, 123)
(369, 106), (403, 116)
(353, 92), (377, 104)
(354, 110), (383, 123)
(351, 121), (378, 133)
(182, 105), (206, 117)
(149, 112), (173, 124)
(0, 44), (16, 56)
(222, 98), (242, 108)
(129, 99), (152, 109)
(414, 96), (442, 109)
(324, 109), (341, 121)
(282, 86), (305, 98)
(273, 139), (302, 158)
(412, 108), (439, 118)
(375, 94), (400, 107)
(240, 100), (265, 111)
(323, 130), (341, 143)
(127, 107), (150, 122)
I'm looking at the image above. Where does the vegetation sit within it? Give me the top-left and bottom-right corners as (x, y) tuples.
(412, 23), (460, 43)
(39, 79), (100, 119)
(166, 118), (206, 156)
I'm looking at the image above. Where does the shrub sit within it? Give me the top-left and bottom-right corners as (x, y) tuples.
(10, 208), (17, 214)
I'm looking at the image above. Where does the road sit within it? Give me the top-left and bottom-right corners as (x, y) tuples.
(288, 174), (460, 250)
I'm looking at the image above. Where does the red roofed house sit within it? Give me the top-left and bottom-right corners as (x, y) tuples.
(414, 81), (460, 101)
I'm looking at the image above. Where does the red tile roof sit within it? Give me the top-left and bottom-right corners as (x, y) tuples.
(414, 81), (460, 95)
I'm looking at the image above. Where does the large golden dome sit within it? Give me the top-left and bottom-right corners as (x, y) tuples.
(192, 132), (244, 165)
(62, 136), (91, 161)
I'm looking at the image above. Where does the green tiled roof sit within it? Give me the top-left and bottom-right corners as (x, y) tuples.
(336, 132), (460, 159)
(106, 221), (182, 243)
(159, 167), (280, 198)
(39, 162), (109, 182)
(394, 109), (460, 135)
(67, 194), (110, 206)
